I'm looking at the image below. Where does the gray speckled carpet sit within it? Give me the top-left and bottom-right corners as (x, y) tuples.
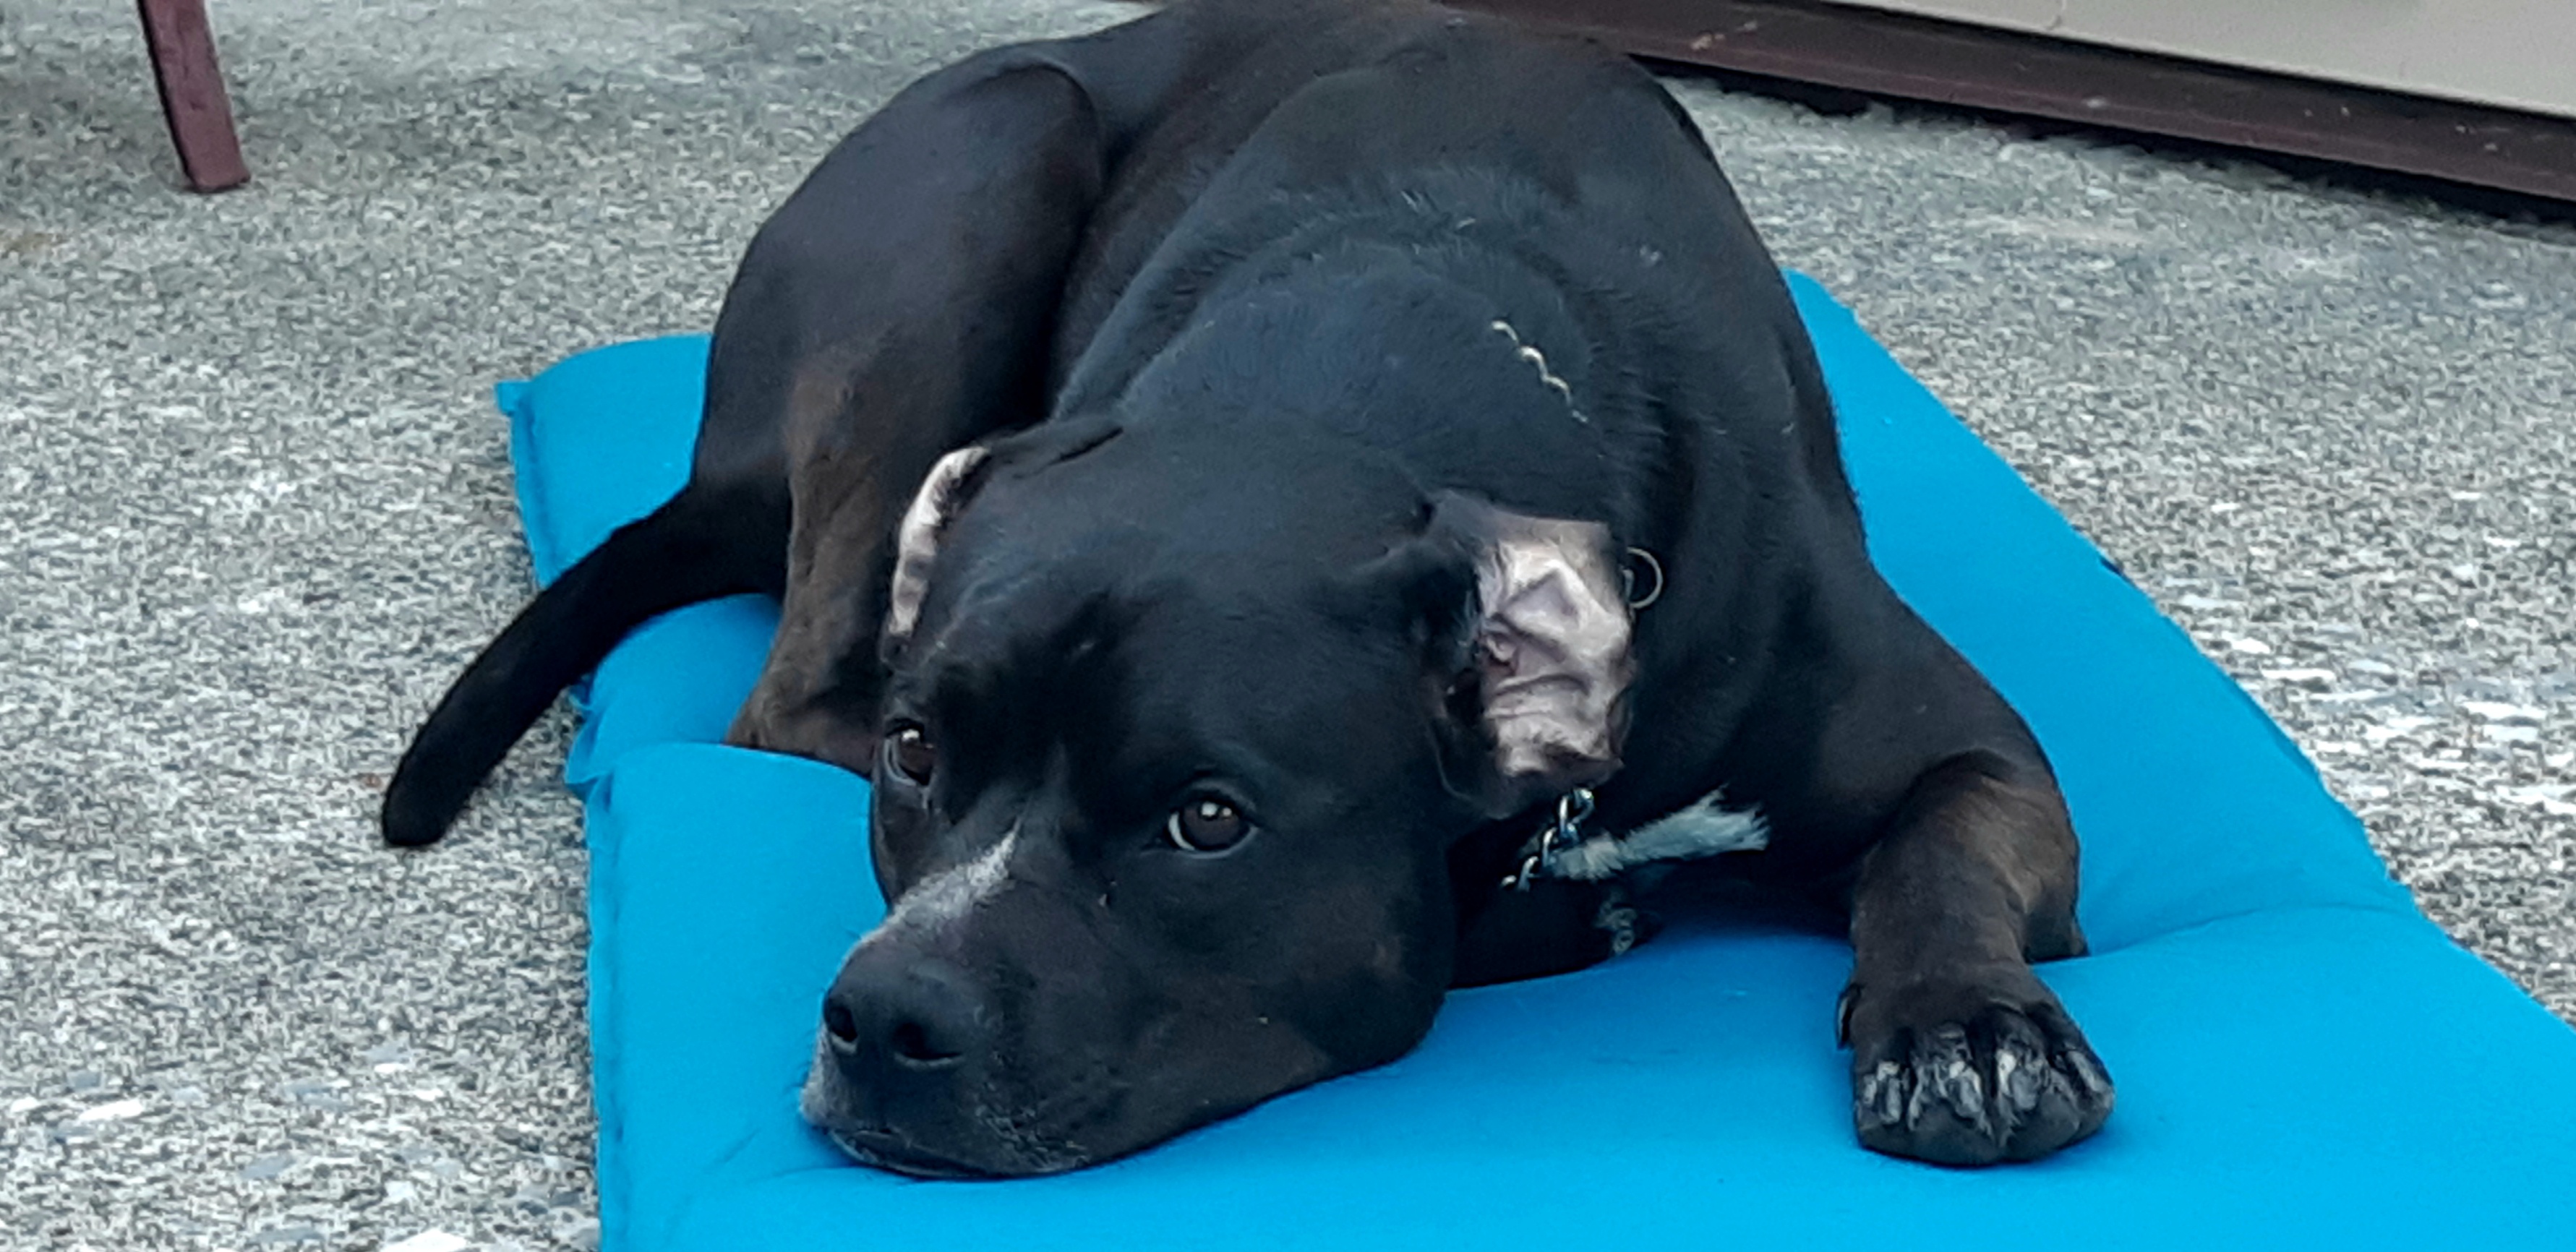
(2, 0), (2569, 1248)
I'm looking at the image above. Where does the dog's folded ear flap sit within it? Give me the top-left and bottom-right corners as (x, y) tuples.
(883, 445), (996, 647)
(881, 415), (1126, 653)
(1400, 494), (1638, 820)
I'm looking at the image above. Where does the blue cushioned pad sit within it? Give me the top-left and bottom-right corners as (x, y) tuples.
(497, 274), (2576, 1251)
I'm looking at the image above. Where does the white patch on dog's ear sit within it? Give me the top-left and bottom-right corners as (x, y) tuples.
(1461, 504), (1636, 794)
(884, 446), (990, 642)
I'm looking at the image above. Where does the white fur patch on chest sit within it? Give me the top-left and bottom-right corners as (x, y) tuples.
(1546, 789), (1768, 881)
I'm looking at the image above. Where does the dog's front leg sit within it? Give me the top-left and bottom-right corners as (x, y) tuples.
(711, 47), (1124, 771)
(1836, 753), (2113, 1165)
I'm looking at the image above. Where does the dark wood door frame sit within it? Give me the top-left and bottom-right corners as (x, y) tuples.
(1450, 0), (2576, 207)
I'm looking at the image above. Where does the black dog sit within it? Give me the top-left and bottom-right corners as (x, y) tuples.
(385, 0), (2110, 1176)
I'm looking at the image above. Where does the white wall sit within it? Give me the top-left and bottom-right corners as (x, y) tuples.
(1828, 0), (2576, 119)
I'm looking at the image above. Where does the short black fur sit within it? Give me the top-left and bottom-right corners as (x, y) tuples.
(385, 0), (2111, 1175)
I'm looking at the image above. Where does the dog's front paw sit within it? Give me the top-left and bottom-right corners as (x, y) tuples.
(1838, 964), (2112, 1165)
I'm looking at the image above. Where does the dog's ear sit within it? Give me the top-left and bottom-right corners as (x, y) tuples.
(881, 416), (1126, 652)
(1364, 494), (1636, 821)
(883, 445), (996, 646)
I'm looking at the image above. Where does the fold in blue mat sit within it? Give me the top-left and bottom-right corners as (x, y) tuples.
(495, 274), (2576, 1251)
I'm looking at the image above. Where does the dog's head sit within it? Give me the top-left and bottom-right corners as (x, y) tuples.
(798, 416), (1637, 1176)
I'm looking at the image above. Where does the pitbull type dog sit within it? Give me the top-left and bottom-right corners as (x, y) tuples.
(385, 0), (2112, 1176)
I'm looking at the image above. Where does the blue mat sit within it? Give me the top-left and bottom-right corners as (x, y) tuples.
(497, 274), (2576, 1251)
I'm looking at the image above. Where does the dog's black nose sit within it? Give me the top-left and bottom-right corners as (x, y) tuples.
(823, 954), (988, 1073)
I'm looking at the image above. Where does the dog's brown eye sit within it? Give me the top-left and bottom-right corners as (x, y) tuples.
(1165, 797), (1249, 853)
(885, 726), (936, 786)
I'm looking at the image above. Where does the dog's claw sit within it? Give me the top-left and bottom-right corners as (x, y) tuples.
(2059, 1039), (2115, 1106)
(1989, 1011), (2045, 1128)
(1912, 1025), (1990, 1141)
(1858, 1059), (1907, 1126)
(1843, 970), (2113, 1166)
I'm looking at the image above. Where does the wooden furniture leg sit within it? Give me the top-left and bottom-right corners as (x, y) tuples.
(137, 0), (249, 192)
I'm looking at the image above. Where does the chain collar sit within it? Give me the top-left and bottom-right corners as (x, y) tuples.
(1499, 787), (1595, 891)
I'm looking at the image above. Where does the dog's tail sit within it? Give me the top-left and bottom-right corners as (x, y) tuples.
(381, 489), (775, 847)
